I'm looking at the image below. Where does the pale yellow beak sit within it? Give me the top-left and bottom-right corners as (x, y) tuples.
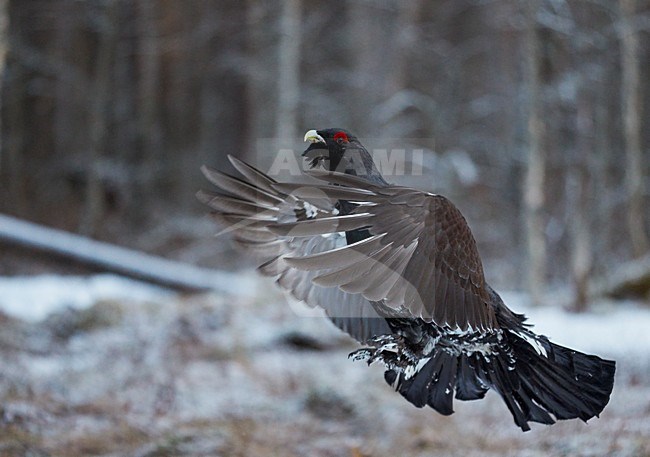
(304, 129), (326, 144)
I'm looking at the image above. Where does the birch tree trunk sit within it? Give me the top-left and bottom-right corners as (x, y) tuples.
(275, 0), (301, 141)
(620, 0), (648, 257)
(523, 1), (547, 306)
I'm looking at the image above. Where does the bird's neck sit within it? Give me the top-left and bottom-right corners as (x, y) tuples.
(337, 147), (389, 187)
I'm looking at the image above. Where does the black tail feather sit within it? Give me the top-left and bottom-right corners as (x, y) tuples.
(384, 332), (615, 431)
(507, 334), (616, 425)
(454, 353), (488, 401)
(387, 349), (459, 415)
(428, 354), (457, 415)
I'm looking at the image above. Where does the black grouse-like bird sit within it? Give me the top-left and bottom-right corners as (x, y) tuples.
(198, 128), (615, 431)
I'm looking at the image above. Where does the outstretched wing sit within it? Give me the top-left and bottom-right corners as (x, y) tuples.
(198, 156), (392, 343)
(269, 170), (498, 331)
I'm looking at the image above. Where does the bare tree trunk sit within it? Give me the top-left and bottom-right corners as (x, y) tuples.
(0, 0), (8, 172)
(78, 1), (117, 236)
(346, 1), (385, 135)
(379, 0), (424, 138)
(53, 1), (75, 163)
(137, 0), (162, 166)
(620, 0), (648, 257)
(569, 88), (594, 312)
(275, 0), (301, 141)
(1, 0), (28, 217)
(523, 1), (547, 306)
(244, 0), (266, 158)
(197, 4), (223, 170)
(591, 65), (614, 277)
(383, 0), (423, 97)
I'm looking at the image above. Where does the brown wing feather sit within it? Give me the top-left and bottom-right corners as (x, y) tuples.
(399, 195), (495, 330)
(273, 172), (497, 331)
(199, 159), (393, 343)
(361, 191), (496, 330)
(200, 159), (497, 335)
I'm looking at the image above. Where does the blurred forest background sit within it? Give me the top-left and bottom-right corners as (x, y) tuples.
(0, 0), (649, 308)
(0, 2), (649, 455)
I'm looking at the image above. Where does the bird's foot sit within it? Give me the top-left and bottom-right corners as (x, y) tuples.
(349, 335), (413, 370)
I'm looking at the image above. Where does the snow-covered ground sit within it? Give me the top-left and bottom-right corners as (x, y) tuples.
(1, 275), (648, 357)
(499, 291), (650, 359)
(0, 274), (173, 322)
(0, 274), (648, 457)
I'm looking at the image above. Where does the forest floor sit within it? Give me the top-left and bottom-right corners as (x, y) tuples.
(0, 274), (649, 457)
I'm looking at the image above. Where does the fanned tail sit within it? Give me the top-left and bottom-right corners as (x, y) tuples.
(493, 331), (616, 430)
(382, 331), (615, 431)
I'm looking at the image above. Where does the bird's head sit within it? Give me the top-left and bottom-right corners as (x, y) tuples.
(302, 128), (387, 184)
(302, 128), (359, 173)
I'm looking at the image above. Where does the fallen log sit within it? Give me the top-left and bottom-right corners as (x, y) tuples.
(0, 213), (256, 295)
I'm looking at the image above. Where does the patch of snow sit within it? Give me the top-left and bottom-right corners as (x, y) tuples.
(500, 291), (650, 358)
(0, 274), (173, 322)
(0, 274), (648, 360)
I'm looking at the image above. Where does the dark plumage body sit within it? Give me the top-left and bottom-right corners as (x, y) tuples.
(199, 128), (615, 431)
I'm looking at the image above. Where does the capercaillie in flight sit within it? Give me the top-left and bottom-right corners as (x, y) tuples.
(198, 128), (615, 431)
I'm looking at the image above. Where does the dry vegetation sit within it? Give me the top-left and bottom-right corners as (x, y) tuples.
(0, 284), (648, 457)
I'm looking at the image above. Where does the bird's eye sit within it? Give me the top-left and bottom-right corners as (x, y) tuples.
(333, 131), (348, 143)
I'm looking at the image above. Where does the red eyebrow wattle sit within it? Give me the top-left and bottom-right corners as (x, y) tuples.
(333, 131), (348, 142)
